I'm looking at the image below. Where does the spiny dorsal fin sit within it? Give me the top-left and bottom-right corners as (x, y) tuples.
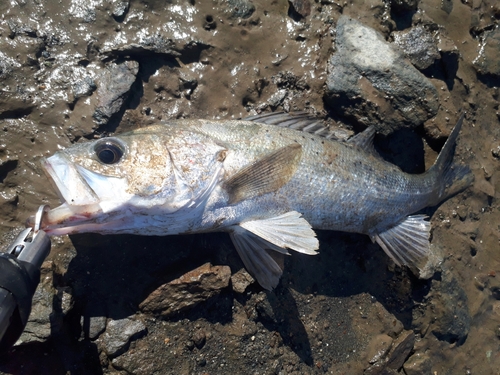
(223, 143), (302, 205)
(347, 126), (379, 156)
(244, 111), (338, 140)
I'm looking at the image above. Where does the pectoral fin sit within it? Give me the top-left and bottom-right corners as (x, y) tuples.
(229, 211), (319, 290)
(223, 143), (302, 205)
(240, 211), (318, 254)
(371, 214), (430, 272)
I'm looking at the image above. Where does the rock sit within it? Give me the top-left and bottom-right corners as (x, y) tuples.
(93, 60), (139, 126)
(325, 16), (439, 134)
(101, 317), (147, 357)
(363, 331), (414, 374)
(430, 270), (471, 345)
(473, 27), (500, 78)
(139, 263), (231, 317)
(392, 25), (440, 70)
(403, 352), (432, 375)
(111, 0), (129, 20)
(80, 315), (107, 340)
(0, 51), (21, 78)
(365, 334), (393, 365)
(385, 330), (415, 370)
(192, 329), (206, 349)
(389, 0), (419, 14)
(225, 0), (255, 19)
(73, 76), (96, 100)
(288, 0), (311, 18)
(231, 268), (254, 293)
(15, 262), (73, 345)
(111, 343), (162, 374)
(103, 34), (180, 57)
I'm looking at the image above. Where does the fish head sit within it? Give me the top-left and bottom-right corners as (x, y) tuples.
(38, 125), (226, 235)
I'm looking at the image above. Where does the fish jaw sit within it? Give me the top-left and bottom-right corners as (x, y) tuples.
(42, 153), (101, 206)
(40, 152), (134, 235)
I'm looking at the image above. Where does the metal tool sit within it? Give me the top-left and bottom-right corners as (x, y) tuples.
(0, 205), (51, 352)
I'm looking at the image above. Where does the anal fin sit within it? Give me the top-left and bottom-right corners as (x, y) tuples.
(371, 215), (430, 272)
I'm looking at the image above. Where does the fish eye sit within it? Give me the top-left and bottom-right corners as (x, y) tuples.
(94, 139), (124, 164)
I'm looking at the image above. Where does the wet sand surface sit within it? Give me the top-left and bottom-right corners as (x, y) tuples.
(0, 0), (499, 374)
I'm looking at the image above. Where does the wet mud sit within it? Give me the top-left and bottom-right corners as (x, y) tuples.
(0, 0), (499, 374)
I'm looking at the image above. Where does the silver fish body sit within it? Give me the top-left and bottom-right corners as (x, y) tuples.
(39, 113), (473, 289)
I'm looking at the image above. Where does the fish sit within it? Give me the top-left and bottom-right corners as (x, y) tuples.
(35, 112), (473, 290)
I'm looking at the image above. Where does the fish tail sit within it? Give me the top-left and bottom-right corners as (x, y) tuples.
(427, 113), (474, 206)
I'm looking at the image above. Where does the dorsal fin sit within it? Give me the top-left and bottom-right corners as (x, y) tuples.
(243, 111), (338, 139)
(347, 126), (379, 156)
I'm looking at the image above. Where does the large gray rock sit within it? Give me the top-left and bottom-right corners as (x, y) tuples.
(139, 263), (231, 317)
(473, 27), (500, 78)
(93, 60), (139, 126)
(325, 16), (439, 134)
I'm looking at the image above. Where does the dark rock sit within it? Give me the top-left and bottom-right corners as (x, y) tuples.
(111, 0), (129, 19)
(101, 317), (147, 357)
(93, 60), (139, 126)
(385, 331), (415, 370)
(139, 263), (231, 317)
(430, 271), (471, 345)
(389, 0), (419, 14)
(225, 0), (255, 19)
(16, 263), (56, 345)
(192, 329), (206, 349)
(111, 341), (162, 374)
(393, 26), (440, 70)
(73, 76), (97, 100)
(231, 268), (254, 293)
(288, 0), (311, 18)
(325, 16), (439, 134)
(81, 315), (107, 340)
(403, 352), (432, 375)
(473, 27), (500, 78)
(363, 330), (414, 374)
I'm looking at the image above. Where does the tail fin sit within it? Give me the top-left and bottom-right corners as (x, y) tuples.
(427, 113), (474, 206)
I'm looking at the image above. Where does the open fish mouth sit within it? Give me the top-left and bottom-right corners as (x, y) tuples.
(31, 153), (130, 236)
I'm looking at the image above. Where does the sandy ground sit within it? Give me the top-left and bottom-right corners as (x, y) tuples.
(0, 0), (499, 374)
